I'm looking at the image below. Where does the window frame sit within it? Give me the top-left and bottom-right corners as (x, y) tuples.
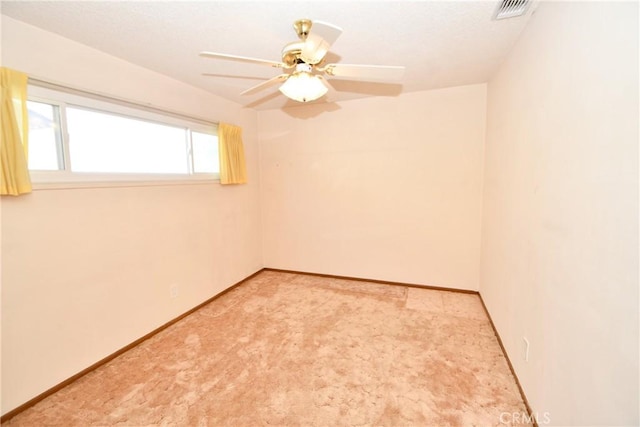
(27, 84), (220, 186)
(26, 97), (67, 171)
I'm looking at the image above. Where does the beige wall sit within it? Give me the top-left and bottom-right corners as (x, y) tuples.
(480, 2), (638, 425)
(259, 84), (486, 290)
(1, 17), (262, 414)
(3, 2), (639, 423)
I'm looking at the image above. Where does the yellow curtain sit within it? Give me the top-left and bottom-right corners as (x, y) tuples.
(218, 122), (247, 185)
(1, 67), (32, 196)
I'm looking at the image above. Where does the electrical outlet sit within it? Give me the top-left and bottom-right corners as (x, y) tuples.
(170, 284), (179, 299)
(522, 337), (530, 362)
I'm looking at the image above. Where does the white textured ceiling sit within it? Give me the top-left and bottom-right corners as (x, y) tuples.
(1, 1), (536, 110)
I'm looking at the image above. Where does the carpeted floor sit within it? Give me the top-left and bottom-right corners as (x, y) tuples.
(4, 270), (531, 426)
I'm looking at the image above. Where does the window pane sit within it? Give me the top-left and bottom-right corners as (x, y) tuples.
(66, 107), (188, 174)
(192, 131), (219, 174)
(27, 101), (63, 170)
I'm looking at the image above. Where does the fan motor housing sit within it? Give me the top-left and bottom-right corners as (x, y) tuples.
(281, 41), (305, 67)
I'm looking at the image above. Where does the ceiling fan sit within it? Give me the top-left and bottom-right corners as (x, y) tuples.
(200, 19), (405, 103)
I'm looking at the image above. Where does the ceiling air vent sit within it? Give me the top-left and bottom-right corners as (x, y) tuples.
(493, 0), (530, 20)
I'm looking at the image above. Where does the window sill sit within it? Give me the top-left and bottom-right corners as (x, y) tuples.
(30, 173), (220, 191)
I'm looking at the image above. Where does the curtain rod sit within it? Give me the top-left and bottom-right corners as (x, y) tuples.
(28, 76), (219, 127)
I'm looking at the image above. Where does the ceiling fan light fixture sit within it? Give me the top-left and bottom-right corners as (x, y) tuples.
(279, 71), (328, 103)
(201, 18), (405, 104)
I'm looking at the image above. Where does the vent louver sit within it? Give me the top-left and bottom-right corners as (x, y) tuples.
(494, 0), (530, 20)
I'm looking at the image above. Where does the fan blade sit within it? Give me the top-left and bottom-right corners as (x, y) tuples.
(240, 74), (289, 96)
(202, 73), (271, 81)
(323, 64), (405, 82)
(301, 21), (343, 65)
(200, 51), (286, 68)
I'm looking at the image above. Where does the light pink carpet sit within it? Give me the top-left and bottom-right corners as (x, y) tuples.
(4, 271), (531, 426)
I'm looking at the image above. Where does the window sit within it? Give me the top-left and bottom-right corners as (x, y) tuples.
(26, 84), (219, 183)
(191, 131), (220, 174)
(27, 100), (64, 171)
(65, 107), (189, 174)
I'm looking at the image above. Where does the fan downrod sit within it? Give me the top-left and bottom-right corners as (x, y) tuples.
(281, 19), (314, 67)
